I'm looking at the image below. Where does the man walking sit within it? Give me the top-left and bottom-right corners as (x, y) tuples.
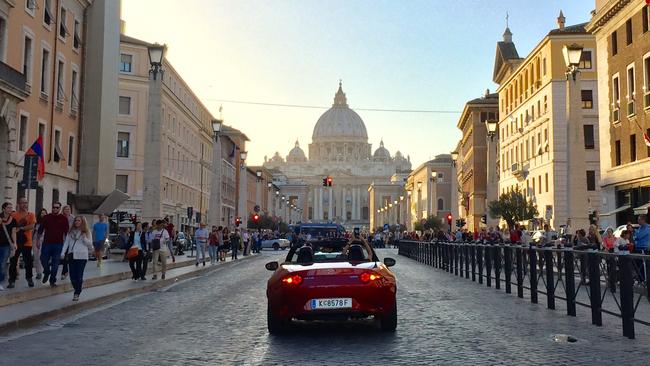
(92, 214), (108, 267)
(194, 222), (209, 266)
(8, 197), (36, 288)
(39, 202), (69, 287)
(150, 220), (171, 280)
(633, 214), (649, 281)
(231, 229), (241, 260)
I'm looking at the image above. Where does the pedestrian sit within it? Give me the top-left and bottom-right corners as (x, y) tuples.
(220, 227), (229, 261)
(633, 214), (649, 282)
(231, 229), (241, 260)
(242, 229), (250, 256)
(602, 227), (616, 252)
(39, 202), (69, 287)
(8, 197), (36, 288)
(150, 220), (171, 280)
(119, 227), (130, 262)
(59, 205), (75, 280)
(208, 226), (218, 264)
(194, 222), (209, 266)
(0, 202), (18, 291)
(32, 208), (47, 280)
(127, 222), (145, 280)
(139, 222), (150, 280)
(587, 224), (602, 250)
(92, 214), (109, 267)
(60, 216), (93, 301)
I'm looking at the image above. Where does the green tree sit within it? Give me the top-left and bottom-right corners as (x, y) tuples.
(414, 215), (443, 231)
(488, 187), (538, 229)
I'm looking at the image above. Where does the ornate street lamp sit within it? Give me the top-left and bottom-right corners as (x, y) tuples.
(400, 195), (404, 201)
(430, 171), (438, 182)
(267, 182), (272, 189)
(563, 43), (584, 80)
(417, 182), (422, 190)
(147, 43), (166, 80)
(485, 119), (498, 141)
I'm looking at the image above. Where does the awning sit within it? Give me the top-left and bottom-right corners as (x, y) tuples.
(600, 204), (630, 216)
(633, 202), (650, 215)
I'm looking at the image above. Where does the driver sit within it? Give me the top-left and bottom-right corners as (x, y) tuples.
(341, 237), (374, 260)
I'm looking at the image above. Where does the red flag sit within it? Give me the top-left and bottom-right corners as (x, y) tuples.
(26, 136), (45, 181)
(644, 132), (650, 148)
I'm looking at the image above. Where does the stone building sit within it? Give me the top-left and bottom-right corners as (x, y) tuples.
(263, 82), (412, 229)
(404, 155), (455, 231)
(588, 0), (650, 227)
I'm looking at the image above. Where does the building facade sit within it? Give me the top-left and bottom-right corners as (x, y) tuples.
(404, 155), (454, 231)
(455, 92), (499, 231)
(494, 15), (602, 230)
(588, 1), (650, 227)
(263, 83), (412, 229)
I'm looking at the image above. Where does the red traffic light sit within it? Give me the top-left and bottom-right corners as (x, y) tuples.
(446, 213), (453, 224)
(253, 214), (260, 222)
(327, 177), (333, 186)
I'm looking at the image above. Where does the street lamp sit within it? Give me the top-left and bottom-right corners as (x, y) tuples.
(256, 170), (262, 181)
(147, 43), (166, 80)
(563, 43), (584, 80)
(430, 171), (438, 181)
(485, 118), (499, 229)
(417, 182), (422, 190)
(208, 119), (223, 227)
(485, 119), (498, 141)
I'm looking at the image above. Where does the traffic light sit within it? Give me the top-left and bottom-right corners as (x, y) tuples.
(253, 214), (260, 223)
(235, 217), (241, 227)
(446, 213), (453, 226)
(322, 178), (327, 187)
(327, 176), (333, 187)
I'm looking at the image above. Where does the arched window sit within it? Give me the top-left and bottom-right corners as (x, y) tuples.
(437, 198), (444, 211)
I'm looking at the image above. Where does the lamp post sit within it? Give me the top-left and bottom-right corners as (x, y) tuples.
(563, 43), (589, 230)
(266, 182), (273, 215)
(406, 190), (412, 230)
(450, 151), (459, 225)
(142, 43), (167, 223)
(417, 181), (423, 220)
(485, 119), (498, 229)
(208, 119), (223, 227)
(255, 170), (262, 214)
(430, 170), (438, 219)
(238, 150), (248, 223)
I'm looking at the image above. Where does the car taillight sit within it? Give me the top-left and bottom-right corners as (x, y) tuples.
(359, 272), (381, 283)
(281, 274), (303, 286)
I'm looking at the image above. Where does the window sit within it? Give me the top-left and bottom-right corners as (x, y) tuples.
(19, 115), (28, 151)
(579, 50), (592, 69)
(538, 175), (541, 194)
(612, 31), (618, 55)
(644, 6), (650, 33)
(118, 96), (131, 115)
(22, 35), (33, 84)
(627, 65), (635, 116)
(56, 59), (64, 103)
(73, 20), (80, 49)
(119, 54), (132, 73)
(615, 140), (621, 166)
(586, 171), (596, 191)
(437, 198), (444, 211)
(53, 129), (62, 162)
(584, 125), (595, 149)
(644, 55), (650, 108)
(115, 175), (128, 193)
(116, 132), (130, 158)
(545, 173), (549, 193)
(626, 19), (632, 45)
(542, 58), (547, 76)
(647, 129), (650, 157)
(543, 95), (548, 113)
(25, 0), (37, 15)
(40, 48), (50, 95)
(70, 69), (78, 112)
(612, 74), (620, 122)
(52, 188), (59, 204)
(630, 134), (637, 162)
(67, 135), (74, 167)
(581, 90), (593, 109)
(59, 7), (68, 39)
(43, 0), (53, 26)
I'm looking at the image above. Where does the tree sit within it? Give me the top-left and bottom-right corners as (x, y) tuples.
(488, 187), (538, 229)
(414, 215), (443, 231)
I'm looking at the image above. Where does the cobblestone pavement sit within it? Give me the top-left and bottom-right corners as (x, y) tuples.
(0, 249), (647, 366)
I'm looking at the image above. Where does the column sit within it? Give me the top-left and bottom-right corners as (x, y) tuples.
(351, 187), (357, 221)
(318, 187), (323, 220)
(142, 65), (163, 222)
(328, 187), (333, 221)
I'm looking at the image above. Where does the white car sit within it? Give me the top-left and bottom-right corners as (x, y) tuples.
(261, 238), (290, 250)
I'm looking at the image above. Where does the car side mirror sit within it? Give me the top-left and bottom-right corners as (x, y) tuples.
(265, 261), (279, 271)
(383, 257), (396, 267)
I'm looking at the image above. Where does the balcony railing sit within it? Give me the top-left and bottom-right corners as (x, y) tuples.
(0, 60), (27, 96)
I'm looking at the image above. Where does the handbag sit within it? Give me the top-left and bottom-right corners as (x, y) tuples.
(67, 235), (79, 262)
(152, 236), (161, 251)
(127, 246), (139, 260)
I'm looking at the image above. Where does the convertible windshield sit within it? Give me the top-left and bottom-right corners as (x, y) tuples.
(285, 240), (376, 264)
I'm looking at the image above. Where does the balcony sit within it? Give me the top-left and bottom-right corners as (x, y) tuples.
(0, 60), (28, 100)
(511, 162), (525, 178)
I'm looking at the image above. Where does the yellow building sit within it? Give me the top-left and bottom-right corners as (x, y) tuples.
(494, 13), (601, 230)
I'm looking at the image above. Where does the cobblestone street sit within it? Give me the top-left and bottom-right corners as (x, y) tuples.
(0, 249), (647, 366)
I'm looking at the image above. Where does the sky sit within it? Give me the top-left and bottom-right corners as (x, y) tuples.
(121, 0), (594, 167)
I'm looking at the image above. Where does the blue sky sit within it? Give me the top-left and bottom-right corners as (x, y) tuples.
(122, 0), (595, 166)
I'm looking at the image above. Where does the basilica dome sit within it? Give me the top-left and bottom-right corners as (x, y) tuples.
(373, 140), (391, 161)
(286, 140), (307, 162)
(312, 82), (368, 143)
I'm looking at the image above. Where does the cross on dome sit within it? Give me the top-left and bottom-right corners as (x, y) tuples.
(333, 80), (348, 107)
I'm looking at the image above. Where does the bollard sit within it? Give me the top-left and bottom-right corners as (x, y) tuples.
(564, 249), (576, 316)
(618, 254), (635, 339)
(464, 245), (470, 279)
(471, 245), (476, 282)
(504, 246), (512, 294)
(529, 247), (538, 304)
(434, 242), (439, 268)
(454, 245), (459, 276)
(485, 245), (492, 288)
(478, 246), (484, 284)
(458, 244), (463, 276)
(588, 252), (603, 326)
(494, 245), (502, 290)
(516, 247), (524, 298)
(544, 249), (555, 310)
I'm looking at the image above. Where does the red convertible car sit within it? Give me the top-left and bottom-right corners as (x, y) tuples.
(265, 238), (397, 333)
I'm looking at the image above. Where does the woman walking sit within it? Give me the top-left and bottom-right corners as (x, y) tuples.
(60, 206), (75, 280)
(0, 202), (18, 291)
(220, 227), (229, 261)
(60, 216), (93, 301)
(32, 208), (47, 280)
(127, 222), (145, 280)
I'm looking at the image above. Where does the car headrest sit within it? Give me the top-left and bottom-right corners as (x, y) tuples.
(348, 244), (365, 261)
(296, 246), (314, 264)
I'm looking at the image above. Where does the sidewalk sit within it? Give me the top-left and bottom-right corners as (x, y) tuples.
(0, 252), (257, 335)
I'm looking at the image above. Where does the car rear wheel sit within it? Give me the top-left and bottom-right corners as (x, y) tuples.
(267, 306), (288, 334)
(379, 303), (397, 332)
(272, 243), (279, 251)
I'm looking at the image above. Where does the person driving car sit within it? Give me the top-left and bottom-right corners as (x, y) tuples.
(341, 237), (374, 261)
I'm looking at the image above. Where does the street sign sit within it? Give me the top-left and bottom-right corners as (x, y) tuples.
(19, 155), (39, 189)
(383, 223), (389, 231)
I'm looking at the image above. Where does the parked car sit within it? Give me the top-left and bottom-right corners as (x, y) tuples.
(261, 238), (290, 251)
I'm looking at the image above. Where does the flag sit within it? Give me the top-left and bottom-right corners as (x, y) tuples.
(644, 132), (650, 147)
(26, 136), (45, 181)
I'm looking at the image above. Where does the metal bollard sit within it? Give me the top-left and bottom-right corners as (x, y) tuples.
(516, 246), (524, 298)
(454, 245), (459, 276)
(618, 254), (635, 339)
(564, 249), (576, 316)
(504, 246), (512, 294)
(471, 245), (476, 282)
(485, 245), (492, 288)
(588, 252), (603, 326)
(494, 246), (502, 290)
(464, 245), (470, 279)
(544, 249), (555, 310)
(529, 247), (538, 304)
(477, 246), (484, 284)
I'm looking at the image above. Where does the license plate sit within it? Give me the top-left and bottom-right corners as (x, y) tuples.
(310, 298), (352, 310)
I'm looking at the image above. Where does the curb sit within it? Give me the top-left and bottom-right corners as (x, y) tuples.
(0, 258), (199, 308)
(0, 255), (257, 335)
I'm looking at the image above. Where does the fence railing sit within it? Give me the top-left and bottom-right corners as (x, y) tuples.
(397, 240), (650, 339)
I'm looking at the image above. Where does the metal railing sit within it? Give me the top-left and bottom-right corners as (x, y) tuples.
(398, 240), (650, 339)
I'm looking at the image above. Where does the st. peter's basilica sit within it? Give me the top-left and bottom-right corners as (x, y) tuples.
(263, 82), (412, 228)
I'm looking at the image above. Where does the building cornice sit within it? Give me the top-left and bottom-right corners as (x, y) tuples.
(586, 0), (632, 33)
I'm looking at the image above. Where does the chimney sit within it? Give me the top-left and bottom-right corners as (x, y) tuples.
(485, 89), (490, 98)
(557, 10), (565, 30)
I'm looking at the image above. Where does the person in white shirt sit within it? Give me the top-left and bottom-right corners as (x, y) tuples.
(194, 223), (209, 266)
(150, 220), (171, 280)
(60, 216), (93, 301)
